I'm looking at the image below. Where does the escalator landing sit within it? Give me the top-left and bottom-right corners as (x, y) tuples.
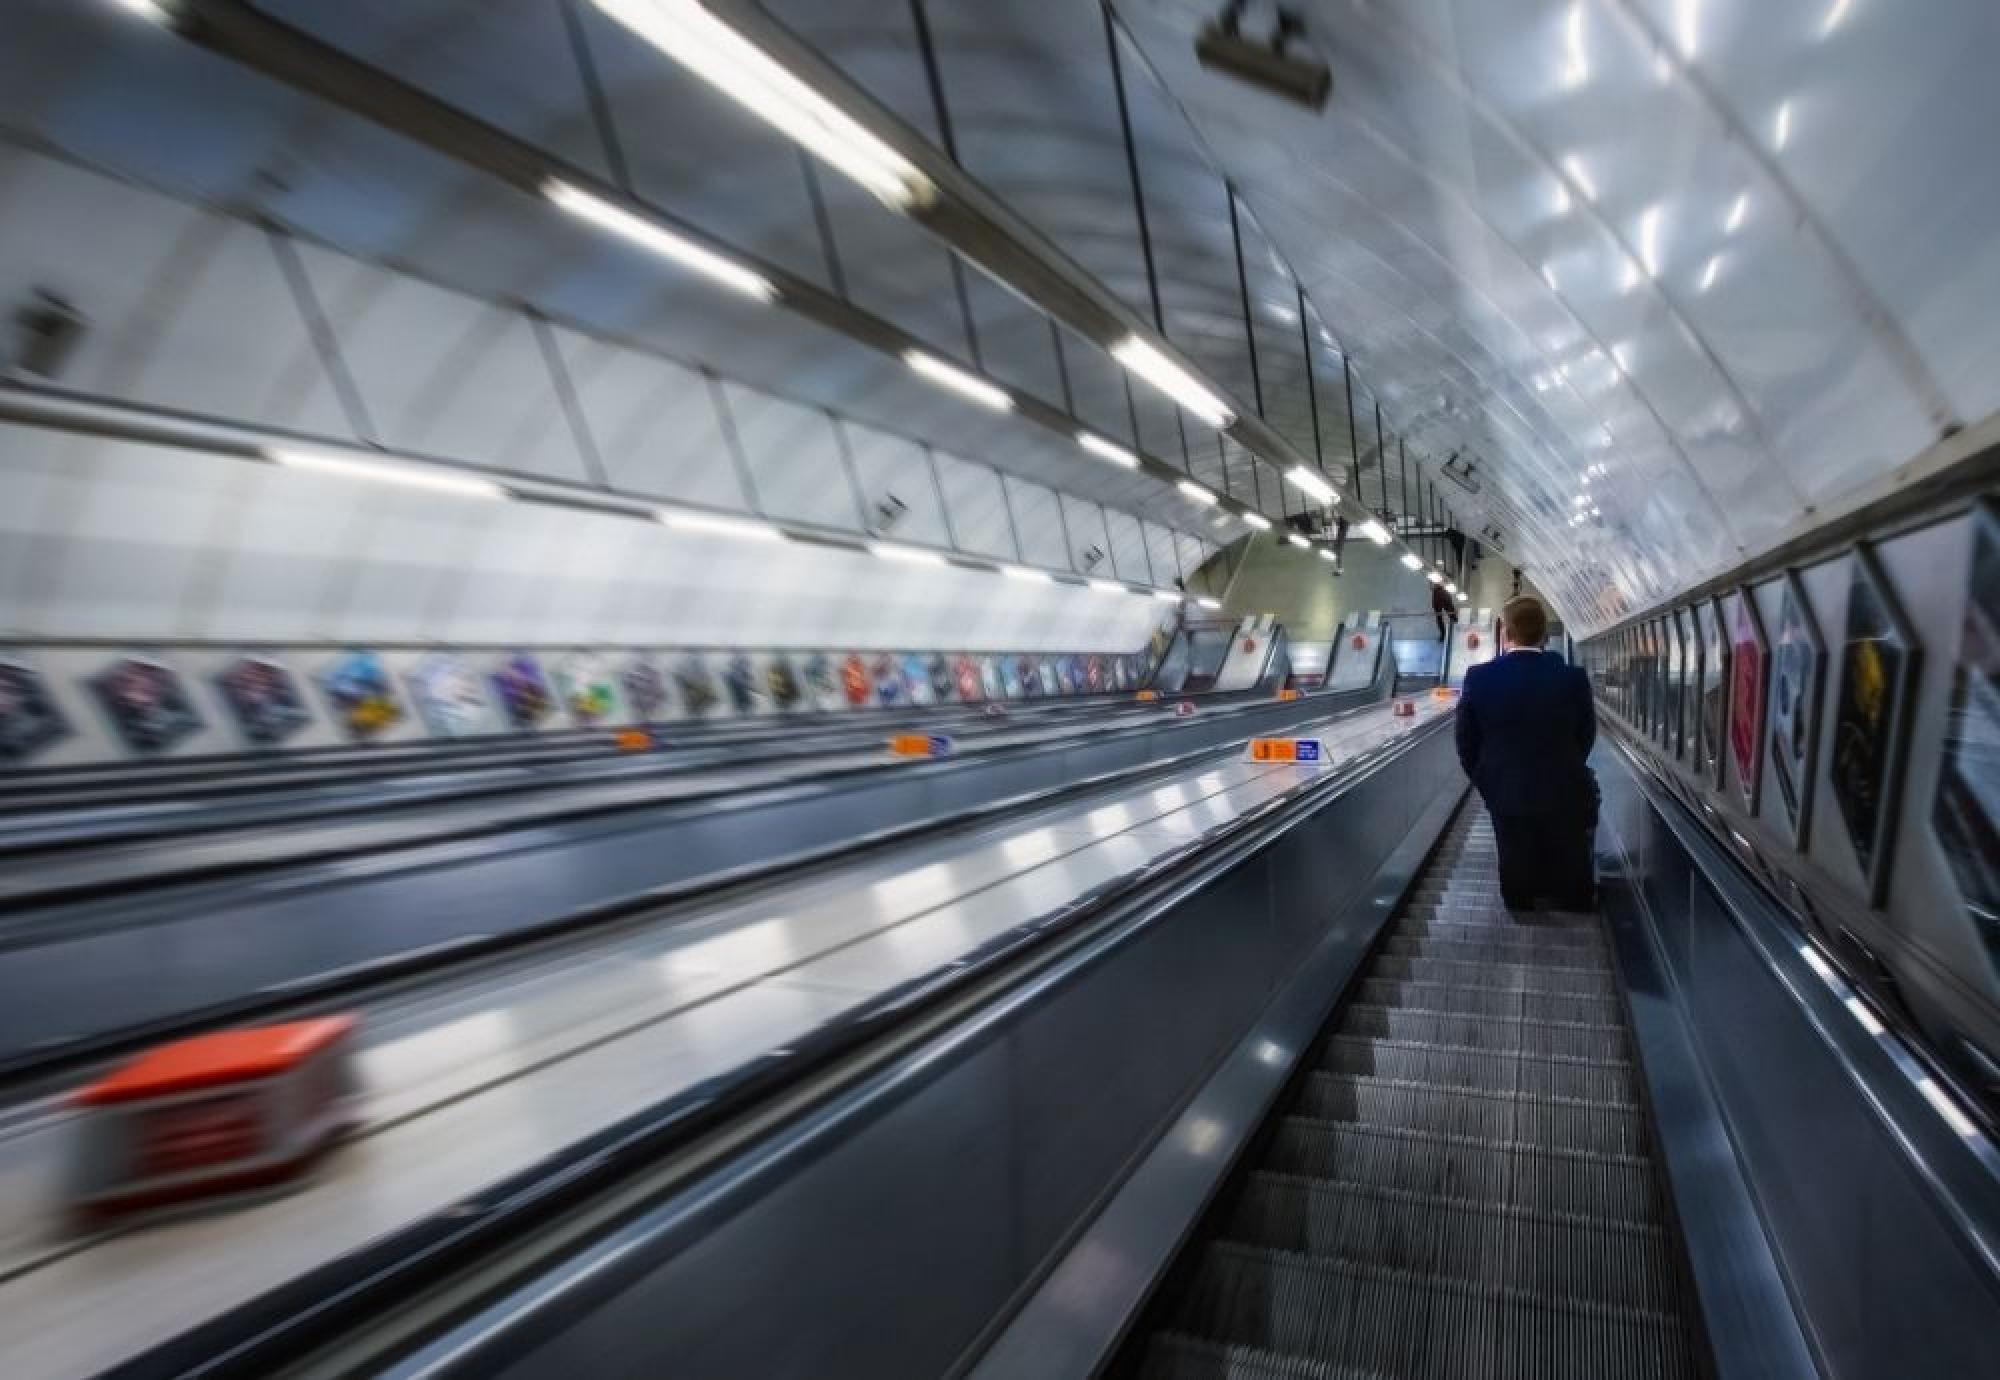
(1132, 802), (1705, 1380)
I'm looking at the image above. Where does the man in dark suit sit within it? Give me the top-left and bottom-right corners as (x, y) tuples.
(1455, 596), (1599, 911)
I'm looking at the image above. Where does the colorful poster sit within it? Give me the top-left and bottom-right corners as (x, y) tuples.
(559, 654), (618, 726)
(0, 661), (70, 762)
(1767, 573), (1824, 849)
(674, 655), (718, 718)
(217, 657), (310, 746)
(623, 659), (669, 722)
(1727, 593), (1768, 812)
(1041, 658), (1062, 697)
(1696, 599), (1730, 790)
(491, 654), (554, 731)
(1829, 547), (1920, 902)
(1000, 656), (1024, 700)
(842, 654), (872, 708)
(321, 650), (403, 741)
(955, 655), (981, 703)
(1933, 504), (2000, 969)
(1086, 655), (1106, 693)
(410, 654), (489, 738)
(803, 653), (843, 713)
(926, 653), (954, 705)
(766, 656), (803, 712)
(92, 657), (201, 754)
(722, 653), (761, 715)
(872, 654), (903, 706)
(902, 653), (935, 707)
(1017, 656), (1042, 699)
(1666, 609), (1690, 758)
(979, 656), (1005, 701)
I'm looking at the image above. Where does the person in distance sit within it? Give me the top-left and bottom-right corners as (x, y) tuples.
(1454, 596), (1599, 912)
(1431, 579), (1458, 642)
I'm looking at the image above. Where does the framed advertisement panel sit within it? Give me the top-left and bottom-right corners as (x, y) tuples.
(0, 660), (71, 763)
(321, 650), (403, 741)
(1726, 588), (1768, 813)
(1695, 596), (1730, 791)
(1665, 608), (1689, 759)
(1932, 502), (1999, 971)
(217, 656), (311, 746)
(1828, 544), (1922, 905)
(1767, 570), (1826, 852)
(92, 657), (202, 755)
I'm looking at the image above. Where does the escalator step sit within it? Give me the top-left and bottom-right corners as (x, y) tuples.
(1379, 932), (1606, 969)
(1320, 1036), (1637, 1104)
(1398, 915), (1604, 951)
(1293, 1073), (1650, 1158)
(1366, 953), (1618, 998)
(1351, 978), (1622, 1027)
(1263, 1117), (1662, 1222)
(1173, 1243), (1699, 1380)
(1140, 1332), (1389, 1380)
(1221, 1172), (1684, 1313)
(1338, 1004), (1630, 1062)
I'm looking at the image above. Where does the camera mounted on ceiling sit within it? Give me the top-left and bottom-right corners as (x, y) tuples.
(1196, 2), (1332, 112)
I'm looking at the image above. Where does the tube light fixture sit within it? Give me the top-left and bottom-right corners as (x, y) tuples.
(1176, 480), (1218, 507)
(1443, 581), (1458, 595)
(1455, 591), (1469, 603)
(1076, 431), (1139, 469)
(660, 509), (783, 542)
(1283, 465), (1337, 503)
(868, 540), (947, 567)
(111, 0), (171, 19)
(1153, 590), (1183, 603)
(1087, 578), (1128, 595)
(1316, 548), (1337, 564)
(1358, 519), (1392, 545)
(1001, 564), (1053, 584)
(1195, 596), (1221, 610)
(1111, 335), (1235, 428)
(545, 180), (775, 301)
(267, 447), (506, 500)
(1240, 512), (1272, 531)
(905, 350), (1012, 411)
(1426, 570), (1446, 585)
(589, 0), (934, 210)
(1286, 533), (1311, 549)
(1399, 552), (1425, 572)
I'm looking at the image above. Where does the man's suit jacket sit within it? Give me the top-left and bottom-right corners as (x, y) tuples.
(1455, 649), (1597, 820)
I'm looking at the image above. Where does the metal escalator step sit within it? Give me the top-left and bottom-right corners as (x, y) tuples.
(1173, 1243), (1699, 1380)
(1379, 932), (1606, 969)
(1319, 1035), (1636, 1104)
(1263, 1117), (1662, 1222)
(1294, 1073), (1650, 1158)
(1140, 1331), (1391, 1380)
(1338, 1004), (1630, 1062)
(1222, 1172), (1683, 1314)
(1350, 977), (1622, 1028)
(1399, 914), (1604, 950)
(1365, 954), (1617, 998)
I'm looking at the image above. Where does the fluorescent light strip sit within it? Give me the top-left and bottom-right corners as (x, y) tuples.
(1286, 533), (1312, 549)
(1443, 582), (1458, 594)
(1076, 431), (1139, 469)
(545, 180), (774, 301)
(1112, 336), (1235, 428)
(1400, 552), (1425, 572)
(1359, 519), (1392, 545)
(267, 447), (506, 500)
(1427, 570), (1445, 585)
(1001, 564), (1053, 584)
(1195, 596), (1221, 610)
(1844, 995), (1885, 1037)
(1316, 548), (1337, 563)
(868, 541), (947, 567)
(1153, 590), (1183, 603)
(1177, 480), (1218, 507)
(660, 509), (783, 542)
(1283, 465), (1337, 503)
(905, 350), (1012, 411)
(1087, 578), (1127, 595)
(1917, 1076), (1981, 1139)
(1240, 512), (1272, 531)
(590, 0), (932, 210)
(1799, 944), (1837, 984)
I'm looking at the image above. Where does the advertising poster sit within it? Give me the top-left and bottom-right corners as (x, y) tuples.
(765, 656), (803, 713)
(1829, 547), (1920, 902)
(217, 657), (311, 746)
(557, 654), (618, 727)
(1041, 658), (1062, 697)
(1666, 609), (1690, 758)
(1767, 573), (1825, 850)
(901, 653), (935, 707)
(674, 655), (718, 718)
(92, 657), (201, 755)
(321, 650), (403, 741)
(1017, 656), (1042, 699)
(0, 661), (70, 763)
(1726, 592), (1767, 812)
(722, 653), (762, 716)
(955, 655), (981, 703)
(1000, 656), (1024, 700)
(1933, 504), (2000, 962)
(623, 659), (669, 722)
(872, 653), (904, 707)
(980, 656), (1005, 701)
(926, 653), (954, 705)
(1696, 598), (1730, 790)
(842, 653), (871, 708)
(1061, 656), (1084, 695)
(1086, 655), (1106, 693)
(802, 653), (843, 713)
(410, 654), (489, 739)
(491, 654), (555, 732)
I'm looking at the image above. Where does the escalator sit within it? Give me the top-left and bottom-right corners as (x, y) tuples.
(1124, 798), (1706, 1379)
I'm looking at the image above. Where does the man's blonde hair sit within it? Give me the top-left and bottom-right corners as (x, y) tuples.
(1502, 595), (1548, 647)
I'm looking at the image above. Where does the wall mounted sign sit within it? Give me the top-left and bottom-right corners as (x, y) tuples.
(1767, 571), (1826, 851)
(217, 657), (311, 747)
(622, 659), (669, 722)
(0, 661), (70, 763)
(559, 654), (618, 727)
(1727, 589), (1768, 814)
(1828, 545), (1921, 903)
(1695, 597), (1730, 791)
(321, 650), (402, 741)
(1932, 502), (1999, 970)
(92, 657), (201, 755)
(491, 654), (554, 731)
(410, 654), (488, 739)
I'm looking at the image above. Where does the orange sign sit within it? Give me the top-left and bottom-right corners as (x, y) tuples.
(614, 728), (652, 751)
(1136, 689), (1159, 701)
(1249, 737), (1325, 763)
(1277, 688), (1301, 701)
(1393, 699), (1415, 717)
